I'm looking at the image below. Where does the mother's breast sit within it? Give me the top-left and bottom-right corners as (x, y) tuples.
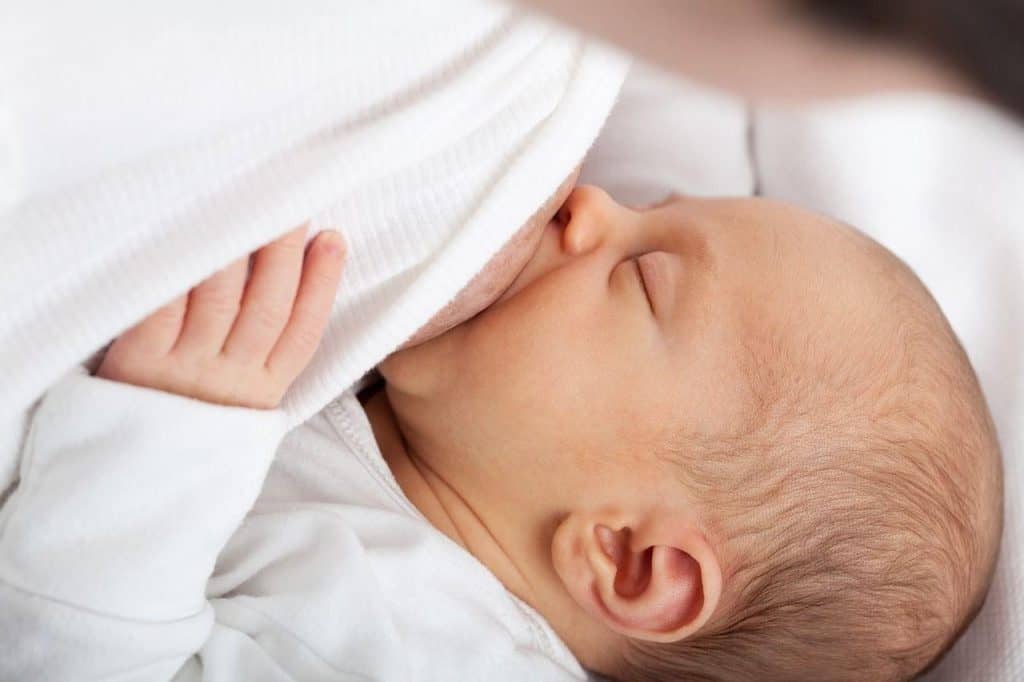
(398, 167), (580, 351)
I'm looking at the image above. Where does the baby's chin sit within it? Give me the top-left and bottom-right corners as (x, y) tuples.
(398, 170), (579, 351)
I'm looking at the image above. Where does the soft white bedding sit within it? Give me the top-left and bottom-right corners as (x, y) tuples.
(583, 63), (1023, 681)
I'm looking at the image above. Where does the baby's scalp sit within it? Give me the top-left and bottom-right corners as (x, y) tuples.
(617, 211), (1003, 682)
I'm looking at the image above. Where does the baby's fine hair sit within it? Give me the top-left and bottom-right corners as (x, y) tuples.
(616, 237), (1003, 681)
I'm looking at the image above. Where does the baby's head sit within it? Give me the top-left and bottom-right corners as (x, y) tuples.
(381, 186), (1003, 681)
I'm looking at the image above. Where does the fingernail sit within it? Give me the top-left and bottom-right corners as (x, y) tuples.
(320, 230), (346, 256)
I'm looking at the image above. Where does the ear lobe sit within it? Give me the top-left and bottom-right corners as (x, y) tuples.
(645, 545), (703, 631)
(552, 515), (722, 644)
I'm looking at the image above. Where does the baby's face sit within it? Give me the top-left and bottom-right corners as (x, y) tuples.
(381, 187), (879, 511)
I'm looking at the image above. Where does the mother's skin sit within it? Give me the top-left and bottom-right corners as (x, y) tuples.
(401, 167), (580, 349)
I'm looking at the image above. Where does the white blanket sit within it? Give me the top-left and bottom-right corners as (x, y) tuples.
(0, 1), (628, 494)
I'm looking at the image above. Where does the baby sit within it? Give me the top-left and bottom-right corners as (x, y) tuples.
(373, 187), (1004, 680)
(7, 186), (1002, 681)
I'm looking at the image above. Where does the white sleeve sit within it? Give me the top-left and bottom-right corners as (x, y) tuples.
(0, 370), (287, 681)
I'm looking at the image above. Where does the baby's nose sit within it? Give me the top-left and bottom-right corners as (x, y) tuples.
(560, 185), (632, 255)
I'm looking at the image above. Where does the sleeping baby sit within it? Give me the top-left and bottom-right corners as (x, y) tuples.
(2, 185), (1002, 681)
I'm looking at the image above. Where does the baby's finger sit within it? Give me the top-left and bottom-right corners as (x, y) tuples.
(174, 255), (249, 357)
(266, 231), (346, 381)
(114, 291), (188, 358)
(224, 224), (308, 362)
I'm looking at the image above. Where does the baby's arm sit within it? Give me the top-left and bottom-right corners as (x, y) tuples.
(0, 226), (345, 681)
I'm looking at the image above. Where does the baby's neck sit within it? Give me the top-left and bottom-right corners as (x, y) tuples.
(361, 385), (538, 605)
(360, 382), (628, 675)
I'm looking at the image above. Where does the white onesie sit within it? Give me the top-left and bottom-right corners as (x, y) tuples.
(0, 368), (585, 681)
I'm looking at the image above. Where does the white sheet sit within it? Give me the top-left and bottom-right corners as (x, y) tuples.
(579, 64), (754, 200)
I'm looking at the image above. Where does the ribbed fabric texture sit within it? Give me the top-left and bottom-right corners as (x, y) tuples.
(0, 0), (629, 490)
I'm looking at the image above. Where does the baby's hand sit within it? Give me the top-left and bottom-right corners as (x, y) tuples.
(97, 226), (346, 409)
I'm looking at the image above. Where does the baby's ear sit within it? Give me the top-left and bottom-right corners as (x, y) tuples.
(551, 511), (722, 643)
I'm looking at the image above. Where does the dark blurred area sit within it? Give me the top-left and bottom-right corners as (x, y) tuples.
(801, 0), (1024, 118)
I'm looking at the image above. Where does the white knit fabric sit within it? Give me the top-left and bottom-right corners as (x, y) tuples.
(0, 0), (629, 494)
